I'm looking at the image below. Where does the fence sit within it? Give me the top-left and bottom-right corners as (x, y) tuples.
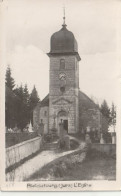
(6, 136), (42, 169)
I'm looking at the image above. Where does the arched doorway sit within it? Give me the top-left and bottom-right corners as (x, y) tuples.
(57, 110), (68, 133)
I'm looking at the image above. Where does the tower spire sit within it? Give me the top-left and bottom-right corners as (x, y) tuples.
(62, 6), (67, 27)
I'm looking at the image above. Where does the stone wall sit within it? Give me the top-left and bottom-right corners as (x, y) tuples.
(6, 137), (42, 168)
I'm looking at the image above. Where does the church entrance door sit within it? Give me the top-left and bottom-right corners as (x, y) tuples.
(63, 120), (68, 132)
(57, 110), (68, 135)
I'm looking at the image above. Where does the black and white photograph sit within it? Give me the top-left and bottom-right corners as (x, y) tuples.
(0, 0), (121, 191)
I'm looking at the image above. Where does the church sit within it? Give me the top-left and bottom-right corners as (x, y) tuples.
(33, 16), (108, 137)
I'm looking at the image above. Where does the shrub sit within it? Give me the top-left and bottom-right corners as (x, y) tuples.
(70, 139), (79, 150)
(44, 133), (59, 143)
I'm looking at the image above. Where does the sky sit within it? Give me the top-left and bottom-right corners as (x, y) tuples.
(5, 0), (121, 106)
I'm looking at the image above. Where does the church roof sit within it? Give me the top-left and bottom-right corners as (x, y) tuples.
(40, 94), (49, 106)
(79, 91), (99, 111)
(47, 17), (81, 61)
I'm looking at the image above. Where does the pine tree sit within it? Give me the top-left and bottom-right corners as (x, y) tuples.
(100, 100), (110, 118)
(30, 85), (40, 108)
(14, 85), (25, 130)
(5, 86), (16, 128)
(18, 85), (24, 101)
(5, 66), (16, 128)
(23, 84), (30, 126)
(100, 100), (111, 127)
(5, 65), (15, 91)
(13, 84), (40, 130)
(23, 84), (30, 106)
(110, 102), (116, 132)
(29, 85), (40, 124)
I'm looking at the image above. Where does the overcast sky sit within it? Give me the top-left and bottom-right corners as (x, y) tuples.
(5, 0), (121, 106)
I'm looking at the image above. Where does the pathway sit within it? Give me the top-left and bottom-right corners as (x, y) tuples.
(6, 140), (86, 181)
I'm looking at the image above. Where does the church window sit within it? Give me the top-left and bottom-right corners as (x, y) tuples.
(60, 59), (65, 70)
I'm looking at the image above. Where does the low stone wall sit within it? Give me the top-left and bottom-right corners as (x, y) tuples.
(91, 143), (116, 155)
(6, 137), (42, 168)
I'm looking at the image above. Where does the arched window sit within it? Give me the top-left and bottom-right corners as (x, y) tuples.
(60, 59), (65, 70)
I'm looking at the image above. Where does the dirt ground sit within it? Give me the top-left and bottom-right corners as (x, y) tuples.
(59, 148), (116, 181)
(62, 157), (116, 181)
(30, 148), (116, 181)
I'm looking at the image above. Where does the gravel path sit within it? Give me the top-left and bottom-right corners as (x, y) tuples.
(6, 141), (86, 181)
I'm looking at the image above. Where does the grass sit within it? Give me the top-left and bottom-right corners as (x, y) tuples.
(61, 159), (116, 181)
(62, 149), (116, 181)
(27, 147), (116, 181)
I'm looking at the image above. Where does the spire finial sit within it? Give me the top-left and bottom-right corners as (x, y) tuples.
(62, 6), (67, 27)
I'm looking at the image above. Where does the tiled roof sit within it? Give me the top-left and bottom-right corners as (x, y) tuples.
(79, 91), (99, 111)
(40, 94), (49, 106)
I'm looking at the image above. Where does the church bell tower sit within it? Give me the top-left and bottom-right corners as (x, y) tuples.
(47, 13), (81, 134)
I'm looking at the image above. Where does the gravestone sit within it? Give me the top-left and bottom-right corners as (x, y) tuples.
(100, 133), (105, 144)
(85, 133), (91, 144)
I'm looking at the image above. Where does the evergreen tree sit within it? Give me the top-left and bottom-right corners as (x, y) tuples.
(23, 84), (30, 126)
(17, 85), (24, 100)
(29, 85), (40, 124)
(100, 100), (110, 118)
(30, 85), (40, 108)
(5, 86), (16, 128)
(5, 65), (15, 90)
(13, 84), (40, 130)
(5, 65), (40, 130)
(14, 85), (25, 130)
(100, 100), (111, 126)
(5, 66), (16, 128)
(110, 102), (116, 132)
(23, 84), (29, 106)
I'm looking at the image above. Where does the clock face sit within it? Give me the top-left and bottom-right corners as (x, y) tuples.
(59, 73), (66, 81)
